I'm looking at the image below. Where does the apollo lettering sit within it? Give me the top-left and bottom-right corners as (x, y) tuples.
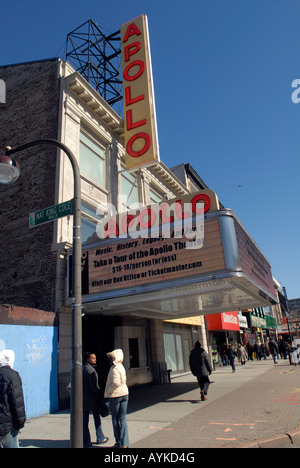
(96, 196), (210, 250)
(122, 21), (150, 158)
(121, 15), (160, 170)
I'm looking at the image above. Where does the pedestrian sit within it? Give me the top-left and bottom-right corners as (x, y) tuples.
(246, 342), (253, 361)
(265, 341), (270, 357)
(254, 342), (262, 361)
(220, 342), (228, 366)
(268, 337), (279, 364)
(82, 352), (109, 448)
(237, 344), (247, 365)
(189, 341), (212, 400)
(279, 340), (288, 360)
(227, 344), (237, 372)
(104, 349), (129, 448)
(0, 350), (26, 448)
(260, 343), (267, 360)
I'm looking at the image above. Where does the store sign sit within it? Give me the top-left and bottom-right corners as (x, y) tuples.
(249, 314), (266, 328)
(238, 314), (248, 328)
(265, 314), (277, 329)
(205, 311), (240, 331)
(121, 15), (160, 171)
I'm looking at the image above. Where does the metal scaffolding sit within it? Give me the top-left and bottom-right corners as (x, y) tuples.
(66, 19), (122, 113)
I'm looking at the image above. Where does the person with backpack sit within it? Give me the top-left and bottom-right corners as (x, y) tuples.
(189, 341), (212, 401)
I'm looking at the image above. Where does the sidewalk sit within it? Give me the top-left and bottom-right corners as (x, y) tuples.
(19, 359), (300, 449)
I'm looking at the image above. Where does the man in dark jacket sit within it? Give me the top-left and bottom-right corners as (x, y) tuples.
(189, 342), (212, 401)
(0, 350), (26, 448)
(82, 352), (109, 448)
(268, 337), (279, 364)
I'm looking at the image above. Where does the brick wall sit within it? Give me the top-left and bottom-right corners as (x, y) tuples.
(0, 303), (57, 326)
(0, 59), (61, 311)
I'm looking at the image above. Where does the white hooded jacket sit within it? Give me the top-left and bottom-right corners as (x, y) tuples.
(0, 350), (15, 369)
(104, 349), (128, 399)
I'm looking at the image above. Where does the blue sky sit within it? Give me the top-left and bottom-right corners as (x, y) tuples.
(1, 0), (300, 299)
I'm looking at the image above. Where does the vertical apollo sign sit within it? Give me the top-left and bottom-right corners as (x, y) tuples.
(121, 15), (160, 171)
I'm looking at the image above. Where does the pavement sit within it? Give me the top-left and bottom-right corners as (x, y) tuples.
(19, 358), (300, 450)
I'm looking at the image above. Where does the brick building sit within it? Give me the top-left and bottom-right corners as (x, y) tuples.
(0, 59), (59, 311)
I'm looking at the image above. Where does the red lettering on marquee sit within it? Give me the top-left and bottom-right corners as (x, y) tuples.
(124, 42), (142, 62)
(126, 132), (151, 157)
(138, 208), (156, 229)
(123, 60), (145, 81)
(101, 190), (217, 239)
(123, 23), (142, 43)
(175, 200), (191, 220)
(122, 214), (135, 234)
(191, 193), (211, 214)
(105, 219), (119, 238)
(126, 109), (146, 131)
(121, 16), (158, 169)
(125, 86), (145, 106)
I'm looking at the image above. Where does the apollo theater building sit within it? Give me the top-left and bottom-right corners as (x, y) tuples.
(0, 15), (277, 408)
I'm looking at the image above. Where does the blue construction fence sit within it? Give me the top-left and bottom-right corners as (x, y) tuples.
(0, 324), (59, 419)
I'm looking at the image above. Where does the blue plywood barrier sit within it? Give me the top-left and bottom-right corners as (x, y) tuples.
(0, 324), (59, 419)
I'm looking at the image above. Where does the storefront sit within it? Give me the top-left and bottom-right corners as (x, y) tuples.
(163, 316), (203, 375)
(205, 311), (241, 365)
(243, 309), (277, 344)
(264, 314), (277, 341)
(238, 312), (249, 345)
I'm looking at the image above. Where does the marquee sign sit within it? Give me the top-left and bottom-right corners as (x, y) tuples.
(121, 14), (160, 171)
(88, 217), (224, 294)
(67, 209), (277, 318)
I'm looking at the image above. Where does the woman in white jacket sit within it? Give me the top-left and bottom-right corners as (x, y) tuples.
(104, 349), (129, 448)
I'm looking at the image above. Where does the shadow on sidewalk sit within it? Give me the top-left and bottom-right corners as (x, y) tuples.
(20, 439), (69, 448)
(127, 381), (199, 414)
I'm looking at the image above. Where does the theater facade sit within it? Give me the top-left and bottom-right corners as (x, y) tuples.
(0, 15), (277, 407)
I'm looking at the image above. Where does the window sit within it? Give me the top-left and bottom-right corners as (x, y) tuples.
(150, 187), (164, 205)
(79, 132), (105, 187)
(120, 169), (138, 210)
(81, 202), (103, 244)
(163, 333), (184, 372)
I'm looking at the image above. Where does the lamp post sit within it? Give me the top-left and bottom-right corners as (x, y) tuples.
(0, 139), (83, 448)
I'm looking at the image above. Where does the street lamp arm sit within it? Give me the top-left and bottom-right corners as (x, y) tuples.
(6, 138), (81, 200)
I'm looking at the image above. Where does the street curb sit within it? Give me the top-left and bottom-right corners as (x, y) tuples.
(236, 424), (300, 448)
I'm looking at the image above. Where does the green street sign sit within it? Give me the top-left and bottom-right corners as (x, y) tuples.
(29, 200), (73, 227)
